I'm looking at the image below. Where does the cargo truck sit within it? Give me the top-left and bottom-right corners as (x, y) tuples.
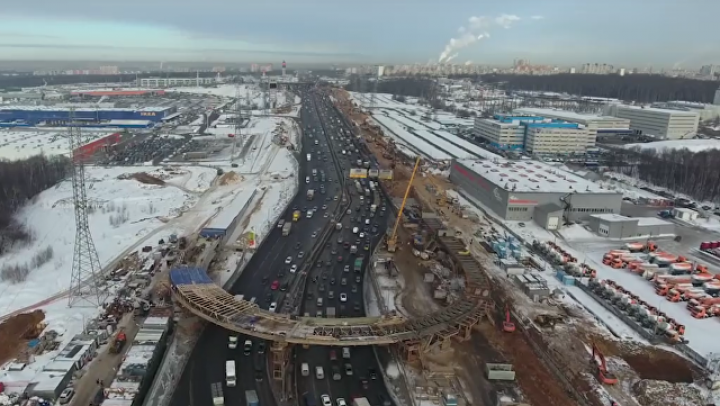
(307, 189), (315, 200)
(354, 258), (363, 272)
(226, 360), (236, 387)
(293, 210), (301, 222)
(245, 390), (259, 406)
(211, 382), (224, 406)
(282, 222), (292, 236)
(326, 307), (336, 318)
(352, 397), (371, 406)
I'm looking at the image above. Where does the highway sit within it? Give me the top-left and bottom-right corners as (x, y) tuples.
(294, 92), (395, 406)
(169, 85), (348, 406)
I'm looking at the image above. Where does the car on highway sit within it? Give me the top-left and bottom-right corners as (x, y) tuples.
(321, 394), (332, 406)
(360, 377), (369, 389)
(351, 285), (357, 293)
(369, 367), (378, 380)
(269, 302), (278, 312)
(343, 265), (349, 272)
(332, 365), (342, 380)
(344, 363), (353, 376)
(271, 280), (280, 290)
(58, 388), (74, 404)
(285, 256), (292, 264)
(342, 347), (351, 359)
(336, 398), (347, 406)
(298, 251), (304, 258)
(359, 232), (365, 238)
(337, 256), (343, 262)
(312, 231), (318, 237)
(316, 367), (326, 380)
(340, 293), (347, 302)
(257, 342), (266, 354)
(329, 349), (337, 361)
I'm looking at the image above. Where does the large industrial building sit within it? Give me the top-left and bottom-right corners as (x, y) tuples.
(586, 214), (674, 239)
(0, 106), (175, 127)
(604, 104), (699, 139)
(512, 107), (633, 136)
(139, 77), (215, 88)
(473, 114), (595, 155)
(450, 159), (623, 229)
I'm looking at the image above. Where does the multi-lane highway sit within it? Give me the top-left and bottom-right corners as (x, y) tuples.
(294, 92), (394, 406)
(168, 87), (396, 406)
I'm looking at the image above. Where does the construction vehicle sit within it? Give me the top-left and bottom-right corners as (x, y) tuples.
(387, 156), (422, 252)
(689, 304), (720, 318)
(502, 307), (515, 333)
(111, 329), (127, 354)
(292, 210), (301, 222)
(590, 343), (617, 385)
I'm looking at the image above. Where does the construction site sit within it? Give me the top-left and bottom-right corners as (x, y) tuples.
(331, 87), (712, 406)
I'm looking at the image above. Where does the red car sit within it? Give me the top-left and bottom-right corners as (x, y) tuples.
(270, 280), (280, 290)
(329, 350), (337, 361)
(337, 256), (343, 262)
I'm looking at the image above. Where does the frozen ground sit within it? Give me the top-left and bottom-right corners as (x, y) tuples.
(166, 84), (299, 114)
(0, 129), (113, 160)
(626, 139), (720, 153)
(372, 114), (452, 161)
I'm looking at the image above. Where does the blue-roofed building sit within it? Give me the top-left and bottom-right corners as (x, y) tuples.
(0, 106), (176, 127)
(170, 266), (213, 286)
(473, 114), (596, 156)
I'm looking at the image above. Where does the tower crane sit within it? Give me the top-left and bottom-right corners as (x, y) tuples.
(387, 156), (422, 252)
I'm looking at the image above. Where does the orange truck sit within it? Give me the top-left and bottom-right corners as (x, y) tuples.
(690, 304), (720, 319)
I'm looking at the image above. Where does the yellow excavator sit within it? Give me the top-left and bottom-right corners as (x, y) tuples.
(387, 156), (422, 252)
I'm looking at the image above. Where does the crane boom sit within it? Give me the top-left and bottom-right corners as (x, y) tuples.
(387, 156), (422, 252)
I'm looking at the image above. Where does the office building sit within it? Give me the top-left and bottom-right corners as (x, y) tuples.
(514, 107), (632, 137)
(449, 159), (622, 229)
(473, 114), (594, 155)
(605, 105), (699, 139)
(138, 77), (215, 88)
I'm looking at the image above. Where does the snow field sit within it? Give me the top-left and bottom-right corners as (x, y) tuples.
(0, 129), (113, 160)
(626, 139), (720, 153)
(372, 115), (452, 161)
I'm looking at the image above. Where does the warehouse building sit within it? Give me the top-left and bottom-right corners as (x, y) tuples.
(653, 101), (720, 122)
(450, 159), (622, 229)
(586, 214), (674, 239)
(0, 106), (175, 126)
(139, 77), (215, 88)
(473, 114), (595, 155)
(604, 104), (699, 139)
(513, 107), (632, 137)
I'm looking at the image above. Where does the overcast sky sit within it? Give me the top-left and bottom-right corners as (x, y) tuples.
(1, 0), (717, 68)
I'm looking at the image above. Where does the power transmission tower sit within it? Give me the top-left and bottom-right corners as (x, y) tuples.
(68, 110), (105, 307)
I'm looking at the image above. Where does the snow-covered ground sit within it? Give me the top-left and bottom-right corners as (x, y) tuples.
(0, 129), (114, 160)
(372, 114), (452, 161)
(166, 84), (300, 115)
(626, 139), (720, 153)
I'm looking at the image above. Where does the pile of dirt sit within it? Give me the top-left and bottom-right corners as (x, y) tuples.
(219, 171), (243, 185)
(128, 172), (165, 185)
(632, 379), (704, 406)
(0, 310), (45, 365)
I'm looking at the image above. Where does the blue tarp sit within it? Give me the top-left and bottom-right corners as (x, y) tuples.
(199, 227), (226, 238)
(170, 266), (213, 285)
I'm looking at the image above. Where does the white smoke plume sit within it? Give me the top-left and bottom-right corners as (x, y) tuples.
(438, 14), (521, 63)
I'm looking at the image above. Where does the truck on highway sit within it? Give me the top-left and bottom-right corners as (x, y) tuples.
(282, 222), (292, 236)
(293, 210), (301, 222)
(211, 382), (224, 406)
(354, 258), (363, 272)
(307, 189), (315, 200)
(226, 360), (236, 387)
(352, 397), (371, 406)
(245, 390), (259, 406)
(370, 204), (377, 215)
(326, 307), (336, 318)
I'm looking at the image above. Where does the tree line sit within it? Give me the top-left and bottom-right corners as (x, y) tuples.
(0, 155), (71, 256)
(471, 73), (719, 104)
(345, 77), (436, 98)
(607, 147), (720, 203)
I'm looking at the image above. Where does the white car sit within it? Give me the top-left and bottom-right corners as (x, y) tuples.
(337, 398), (348, 406)
(359, 232), (365, 238)
(321, 395), (332, 406)
(290, 264), (298, 273)
(340, 293), (347, 302)
(268, 302), (278, 312)
(285, 256), (292, 264)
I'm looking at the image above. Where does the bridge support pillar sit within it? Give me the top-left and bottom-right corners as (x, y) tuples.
(271, 341), (290, 383)
(400, 340), (422, 362)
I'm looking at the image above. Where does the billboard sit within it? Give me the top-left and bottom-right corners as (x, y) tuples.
(349, 168), (368, 179)
(378, 169), (394, 180)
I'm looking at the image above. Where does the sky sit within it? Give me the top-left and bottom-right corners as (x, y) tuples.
(1, 0), (718, 67)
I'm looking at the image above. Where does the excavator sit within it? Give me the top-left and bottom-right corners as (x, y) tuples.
(590, 343), (618, 385)
(502, 306), (515, 333)
(387, 156), (421, 252)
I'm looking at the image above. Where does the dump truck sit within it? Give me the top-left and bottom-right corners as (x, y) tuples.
(293, 210), (301, 222)
(354, 258), (363, 272)
(307, 189), (315, 200)
(245, 390), (259, 406)
(111, 330), (127, 354)
(211, 382), (224, 406)
(326, 307), (336, 318)
(282, 222), (292, 236)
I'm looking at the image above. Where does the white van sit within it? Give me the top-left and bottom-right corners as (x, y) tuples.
(352, 227), (359, 234)
(306, 153), (311, 161)
(301, 363), (310, 376)
(315, 366), (325, 379)
(317, 297), (323, 307)
(306, 176), (310, 184)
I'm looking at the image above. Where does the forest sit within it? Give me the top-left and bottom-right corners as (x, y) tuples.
(0, 155), (71, 256)
(606, 147), (720, 203)
(473, 73), (719, 104)
(345, 77), (435, 98)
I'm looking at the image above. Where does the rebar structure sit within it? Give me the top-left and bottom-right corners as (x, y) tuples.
(67, 111), (105, 307)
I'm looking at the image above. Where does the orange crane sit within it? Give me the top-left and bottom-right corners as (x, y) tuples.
(387, 156), (421, 252)
(502, 306), (515, 333)
(590, 343), (617, 385)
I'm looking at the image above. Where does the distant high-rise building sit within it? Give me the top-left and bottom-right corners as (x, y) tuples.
(700, 64), (719, 76)
(713, 87), (720, 106)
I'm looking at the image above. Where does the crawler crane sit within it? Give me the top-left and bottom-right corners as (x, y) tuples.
(502, 306), (515, 333)
(387, 156), (421, 252)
